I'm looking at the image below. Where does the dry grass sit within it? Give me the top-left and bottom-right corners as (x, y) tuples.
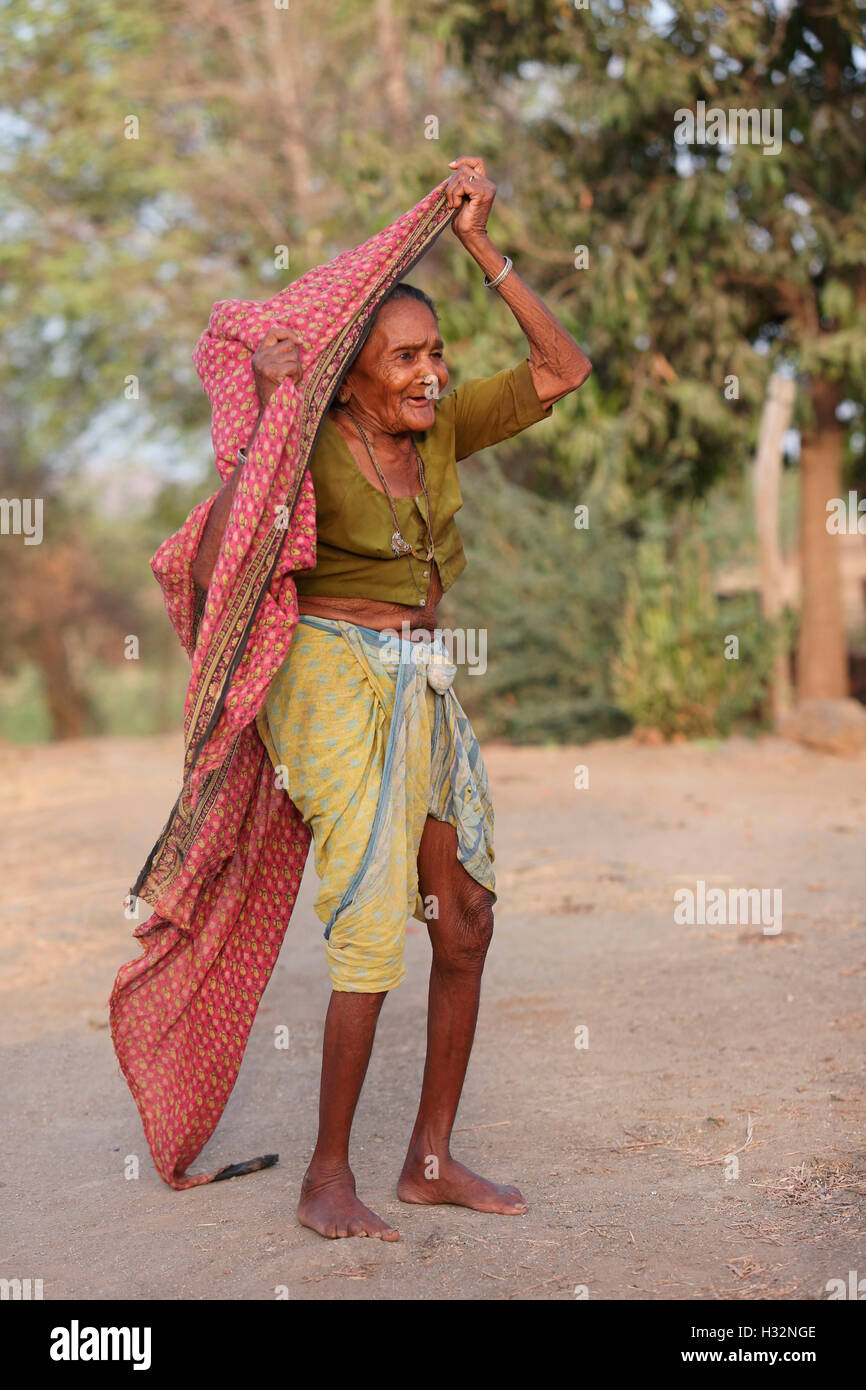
(606, 1115), (757, 1168)
(755, 1155), (866, 1209)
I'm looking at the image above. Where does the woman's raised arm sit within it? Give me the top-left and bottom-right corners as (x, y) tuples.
(191, 325), (303, 590)
(445, 157), (591, 409)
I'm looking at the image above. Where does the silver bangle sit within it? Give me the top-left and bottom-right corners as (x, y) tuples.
(483, 255), (513, 290)
(237, 447), (248, 466)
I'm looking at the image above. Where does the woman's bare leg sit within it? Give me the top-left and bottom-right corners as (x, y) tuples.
(397, 815), (527, 1214)
(297, 989), (400, 1240)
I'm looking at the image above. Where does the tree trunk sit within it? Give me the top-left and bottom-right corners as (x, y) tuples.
(753, 372), (795, 720)
(28, 623), (94, 740)
(796, 377), (849, 699)
(375, 0), (410, 147)
(260, 0), (312, 205)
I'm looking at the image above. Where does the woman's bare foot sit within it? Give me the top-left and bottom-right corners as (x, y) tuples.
(297, 1164), (399, 1240)
(397, 1151), (527, 1214)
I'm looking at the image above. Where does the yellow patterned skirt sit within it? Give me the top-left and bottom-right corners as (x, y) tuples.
(256, 616), (496, 992)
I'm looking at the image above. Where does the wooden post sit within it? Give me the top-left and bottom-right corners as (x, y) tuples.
(752, 373), (796, 723)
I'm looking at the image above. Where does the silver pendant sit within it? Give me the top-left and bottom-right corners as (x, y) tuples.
(391, 532), (412, 556)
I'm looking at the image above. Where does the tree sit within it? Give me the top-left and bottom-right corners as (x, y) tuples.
(449, 0), (866, 699)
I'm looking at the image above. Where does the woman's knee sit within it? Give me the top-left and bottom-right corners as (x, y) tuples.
(431, 883), (495, 971)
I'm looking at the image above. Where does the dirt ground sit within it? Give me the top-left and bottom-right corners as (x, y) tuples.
(1, 729), (864, 1301)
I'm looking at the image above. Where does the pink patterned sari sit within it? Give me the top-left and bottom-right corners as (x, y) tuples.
(109, 181), (455, 1190)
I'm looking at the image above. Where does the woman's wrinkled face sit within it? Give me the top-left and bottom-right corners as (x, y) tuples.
(340, 299), (449, 435)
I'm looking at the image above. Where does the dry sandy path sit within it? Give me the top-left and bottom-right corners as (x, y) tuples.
(1, 732), (864, 1300)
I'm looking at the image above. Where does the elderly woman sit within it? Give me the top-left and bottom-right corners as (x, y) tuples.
(117, 158), (590, 1239)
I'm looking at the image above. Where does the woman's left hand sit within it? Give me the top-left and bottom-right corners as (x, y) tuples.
(446, 157), (496, 244)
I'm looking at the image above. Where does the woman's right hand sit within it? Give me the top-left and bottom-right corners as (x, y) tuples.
(252, 323), (303, 406)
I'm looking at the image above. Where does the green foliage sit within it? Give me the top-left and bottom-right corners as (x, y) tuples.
(440, 456), (633, 742)
(87, 659), (190, 737)
(0, 665), (51, 742)
(611, 515), (783, 738)
(447, 0), (866, 490)
(0, 657), (190, 742)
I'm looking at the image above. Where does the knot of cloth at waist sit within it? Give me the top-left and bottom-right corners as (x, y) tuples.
(299, 616), (458, 694)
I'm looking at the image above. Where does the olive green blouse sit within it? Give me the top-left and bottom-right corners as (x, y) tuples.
(295, 357), (552, 606)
